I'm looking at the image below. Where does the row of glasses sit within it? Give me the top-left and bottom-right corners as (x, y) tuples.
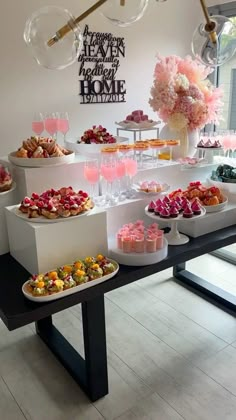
(32, 112), (69, 142)
(83, 155), (138, 206)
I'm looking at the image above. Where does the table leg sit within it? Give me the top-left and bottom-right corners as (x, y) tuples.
(173, 263), (236, 312)
(133, 131), (136, 142)
(35, 295), (108, 402)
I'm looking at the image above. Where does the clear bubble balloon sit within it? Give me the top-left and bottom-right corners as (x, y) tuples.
(24, 6), (83, 70)
(100, 0), (149, 27)
(192, 15), (236, 67)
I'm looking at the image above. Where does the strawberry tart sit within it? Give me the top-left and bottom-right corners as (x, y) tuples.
(19, 187), (93, 219)
(0, 164), (13, 192)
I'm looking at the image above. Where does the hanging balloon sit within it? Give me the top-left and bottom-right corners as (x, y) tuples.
(24, 6), (83, 70)
(192, 15), (236, 67)
(100, 0), (149, 27)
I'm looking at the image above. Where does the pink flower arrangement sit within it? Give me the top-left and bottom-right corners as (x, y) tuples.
(149, 55), (223, 131)
(79, 125), (116, 144)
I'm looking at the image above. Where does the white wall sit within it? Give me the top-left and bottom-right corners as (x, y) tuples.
(0, 0), (203, 156)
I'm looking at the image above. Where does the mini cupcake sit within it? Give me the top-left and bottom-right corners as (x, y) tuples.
(183, 205), (193, 218)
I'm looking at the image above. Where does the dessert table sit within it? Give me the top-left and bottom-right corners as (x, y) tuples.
(1, 224), (236, 402)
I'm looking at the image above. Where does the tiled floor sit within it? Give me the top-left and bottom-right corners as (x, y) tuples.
(1, 252), (236, 420)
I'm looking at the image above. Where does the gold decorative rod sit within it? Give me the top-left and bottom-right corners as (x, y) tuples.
(199, 0), (217, 43)
(47, 0), (126, 47)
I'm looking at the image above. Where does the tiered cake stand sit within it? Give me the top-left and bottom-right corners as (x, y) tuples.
(145, 207), (206, 245)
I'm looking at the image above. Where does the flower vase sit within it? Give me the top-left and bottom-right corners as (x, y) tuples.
(160, 125), (199, 159)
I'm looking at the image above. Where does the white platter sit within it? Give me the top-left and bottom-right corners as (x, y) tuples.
(14, 205), (94, 223)
(132, 182), (170, 197)
(196, 147), (223, 151)
(115, 120), (160, 129)
(208, 178), (236, 194)
(108, 238), (168, 266)
(0, 182), (16, 196)
(203, 195), (228, 213)
(8, 151), (75, 167)
(145, 205), (206, 221)
(65, 137), (128, 156)
(22, 259), (119, 302)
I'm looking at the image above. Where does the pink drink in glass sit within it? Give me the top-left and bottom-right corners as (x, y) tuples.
(45, 118), (58, 137)
(123, 158), (138, 177)
(223, 133), (232, 151)
(116, 160), (126, 178)
(32, 121), (44, 135)
(58, 119), (69, 135)
(84, 166), (99, 184)
(102, 164), (117, 183)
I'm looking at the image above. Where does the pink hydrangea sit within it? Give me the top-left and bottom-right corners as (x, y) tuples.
(149, 54), (223, 131)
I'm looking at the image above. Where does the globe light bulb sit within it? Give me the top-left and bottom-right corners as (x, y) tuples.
(24, 6), (83, 70)
(100, 0), (149, 27)
(192, 15), (236, 67)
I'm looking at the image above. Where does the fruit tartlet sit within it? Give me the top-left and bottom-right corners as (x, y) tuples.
(0, 165), (13, 193)
(18, 187), (93, 219)
(25, 255), (118, 297)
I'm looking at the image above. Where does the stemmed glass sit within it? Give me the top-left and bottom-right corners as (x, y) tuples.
(123, 156), (138, 198)
(100, 157), (118, 206)
(115, 158), (126, 200)
(32, 112), (44, 136)
(57, 112), (69, 143)
(83, 160), (100, 201)
(44, 112), (58, 139)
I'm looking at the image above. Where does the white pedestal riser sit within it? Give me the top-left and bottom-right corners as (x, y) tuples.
(5, 207), (108, 274)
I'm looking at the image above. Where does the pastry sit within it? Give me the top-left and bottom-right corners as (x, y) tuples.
(23, 137), (39, 153)
(87, 263), (103, 280)
(165, 140), (180, 146)
(0, 165), (13, 192)
(19, 197), (32, 213)
(159, 208), (170, 219)
(16, 147), (28, 158)
(191, 201), (202, 215)
(148, 201), (156, 212)
(14, 137), (71, 158)
(197, 139), (205, 148)
(73, 269), (88, 285)
(170, 206), (179, 218)
(183, 205), (193, 218)
(28, 205), (39, 218)
(41, 203), (59, 219)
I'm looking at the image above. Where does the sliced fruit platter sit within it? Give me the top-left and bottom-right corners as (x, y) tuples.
(16, 186), (93, 222)
(22, 254), (119, 302)
(9, 137), (74, 167)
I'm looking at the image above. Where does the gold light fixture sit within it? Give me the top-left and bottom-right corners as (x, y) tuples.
(23, 0), (236, 70)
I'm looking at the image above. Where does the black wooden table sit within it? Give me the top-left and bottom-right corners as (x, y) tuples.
(0, 225), (236, 401)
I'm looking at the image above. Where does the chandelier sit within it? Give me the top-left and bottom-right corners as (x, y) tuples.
(23, 0), (236, 70)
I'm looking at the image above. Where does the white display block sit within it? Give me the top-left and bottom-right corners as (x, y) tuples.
(0, 186), (18, 255)
(177, 203), (236, 238)
(10, 155), (95, 199)
(5, 207), (108, 274)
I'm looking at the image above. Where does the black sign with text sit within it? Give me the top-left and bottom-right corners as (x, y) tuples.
(78, 25), (126, 104)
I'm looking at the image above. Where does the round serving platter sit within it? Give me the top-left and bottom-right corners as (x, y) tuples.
(14, 205), (94, 223)
(22, 259), (119, 302)
(8, 151), (75, 167)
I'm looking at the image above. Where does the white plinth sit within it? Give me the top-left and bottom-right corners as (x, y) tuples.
(10, 155), (95, 200)
(108, 238), (168, 266)
(0, 186), (18, 255)
(5, 207), (108, 274)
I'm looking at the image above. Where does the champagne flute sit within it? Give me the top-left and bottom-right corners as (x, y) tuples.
(101, 157), (117, 206)
(83, 160), (100, 200)
(44, 112), (58, 139)
(32, 112), (44, 136)
(57, 112), (69, 143)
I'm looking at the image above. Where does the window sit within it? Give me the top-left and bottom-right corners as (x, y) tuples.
(209, 2), (236, 130)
